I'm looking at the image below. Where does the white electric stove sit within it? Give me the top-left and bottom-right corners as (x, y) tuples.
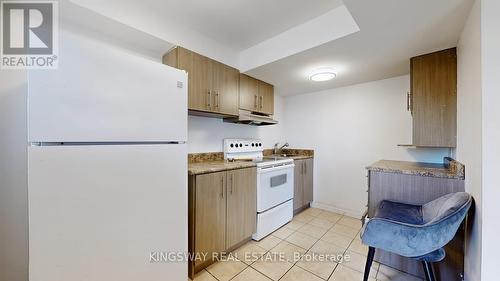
(224, 139), (294, 241)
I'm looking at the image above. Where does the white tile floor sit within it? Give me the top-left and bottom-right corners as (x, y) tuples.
(190, 208), (424, 281)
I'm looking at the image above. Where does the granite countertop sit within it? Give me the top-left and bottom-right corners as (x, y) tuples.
(188, 161), (256, 175)
(286, 155), (314, 160)
(188, 148), (314, 175)
(366, 157), (465, 180)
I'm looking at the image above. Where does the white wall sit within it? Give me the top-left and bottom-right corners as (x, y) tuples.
(480, 0), (500, 279)
(70, 0), (239, 68)
(188, 96), (285, 153)
(457, 1), (482, 280)
(282, 75), (450, 217)
(0, 71), (28, 281)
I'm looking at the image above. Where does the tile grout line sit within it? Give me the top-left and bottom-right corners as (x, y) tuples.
(288, 211), (368, 280)
(204, 209), (367, 281)
(280, 210), (352, 280)
(227, 243), (271, 281)
(255, 209), (327, 280)
(300, 211), (374, 280)
(276, 210), (335, 281)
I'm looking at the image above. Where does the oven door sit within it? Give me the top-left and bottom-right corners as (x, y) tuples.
(257, 164), (294, 213)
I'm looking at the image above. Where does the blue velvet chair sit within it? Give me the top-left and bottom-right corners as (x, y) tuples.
(360, 192), (471, 281)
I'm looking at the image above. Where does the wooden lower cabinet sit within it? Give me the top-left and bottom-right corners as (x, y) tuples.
(367, 170), (466, 280)
(293, 163), (304, 211)
(226, 168), (257, 249)
(293, 158), (314, 212)
(303, 159), (313, 204)
(193, 171), (226, 270)
(188, 167), (256, 277)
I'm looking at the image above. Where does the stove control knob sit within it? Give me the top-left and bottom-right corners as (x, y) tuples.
(230, 144), (234, 148)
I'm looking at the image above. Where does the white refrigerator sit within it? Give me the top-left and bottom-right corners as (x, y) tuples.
(27, 30), (188, 281)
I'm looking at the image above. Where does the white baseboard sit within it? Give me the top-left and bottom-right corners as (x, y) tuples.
(311, 202), (366, 219)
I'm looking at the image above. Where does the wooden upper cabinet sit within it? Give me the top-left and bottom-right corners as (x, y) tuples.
(410, 48), (457, 147)
(226, 168), (257, 249)
(259, 81), (274, 115)
(239, 74), (274, 115)
(185, 49), (212, 112)
(239, 74), (259, 112)
(213, 62), (239, 116)
(163, 47), (238, 116)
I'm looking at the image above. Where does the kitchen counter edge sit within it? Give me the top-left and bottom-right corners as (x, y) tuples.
(366, 157), (465, 180)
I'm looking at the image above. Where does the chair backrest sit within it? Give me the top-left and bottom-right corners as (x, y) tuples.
(422, 192), (472, 225)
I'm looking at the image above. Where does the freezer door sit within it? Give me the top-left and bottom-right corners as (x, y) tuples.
(28, 30), (187, 142)
(28, 144), (187, 281)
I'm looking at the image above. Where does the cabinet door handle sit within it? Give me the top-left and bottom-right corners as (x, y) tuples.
(407, 91), (410, 111)
(220, 177), (224, 199)
(207, 91), (211, 108)
(407, 91), (413, 115)
(214, 91), (219, 109)
(230, 173), (233, 195)
(410, 92), (413, 115)
(259, 96), (263, 109)
(254, 95), (258, 109)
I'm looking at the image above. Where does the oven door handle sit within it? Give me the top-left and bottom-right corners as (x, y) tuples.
(258, 164), (295, 173)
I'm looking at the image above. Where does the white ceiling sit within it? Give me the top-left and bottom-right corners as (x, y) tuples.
(146, 0), (345, 50)
(246, 0), (475, 96)
(71, 0), (475, 96)
(71, 0), (344, 63)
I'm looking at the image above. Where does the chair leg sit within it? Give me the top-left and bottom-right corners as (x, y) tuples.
(421, 261), (436, 281)
(363, 247), (375, 281)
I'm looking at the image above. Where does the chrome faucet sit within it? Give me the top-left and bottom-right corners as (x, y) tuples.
(274, 142), (289, 154)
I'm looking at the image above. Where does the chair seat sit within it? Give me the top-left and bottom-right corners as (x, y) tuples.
(360, 192), (471, 281)
(372, 201), (446, 262)
(375, 200), (424, 225)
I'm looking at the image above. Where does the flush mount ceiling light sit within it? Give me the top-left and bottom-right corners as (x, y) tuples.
(309, 68), (337, 82)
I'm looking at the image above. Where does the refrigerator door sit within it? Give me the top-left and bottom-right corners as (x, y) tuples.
(28, 30), (187, 143)
(28, 144), (187, 281)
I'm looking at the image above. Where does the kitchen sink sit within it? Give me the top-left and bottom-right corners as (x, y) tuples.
(267, 154), (299, 158)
